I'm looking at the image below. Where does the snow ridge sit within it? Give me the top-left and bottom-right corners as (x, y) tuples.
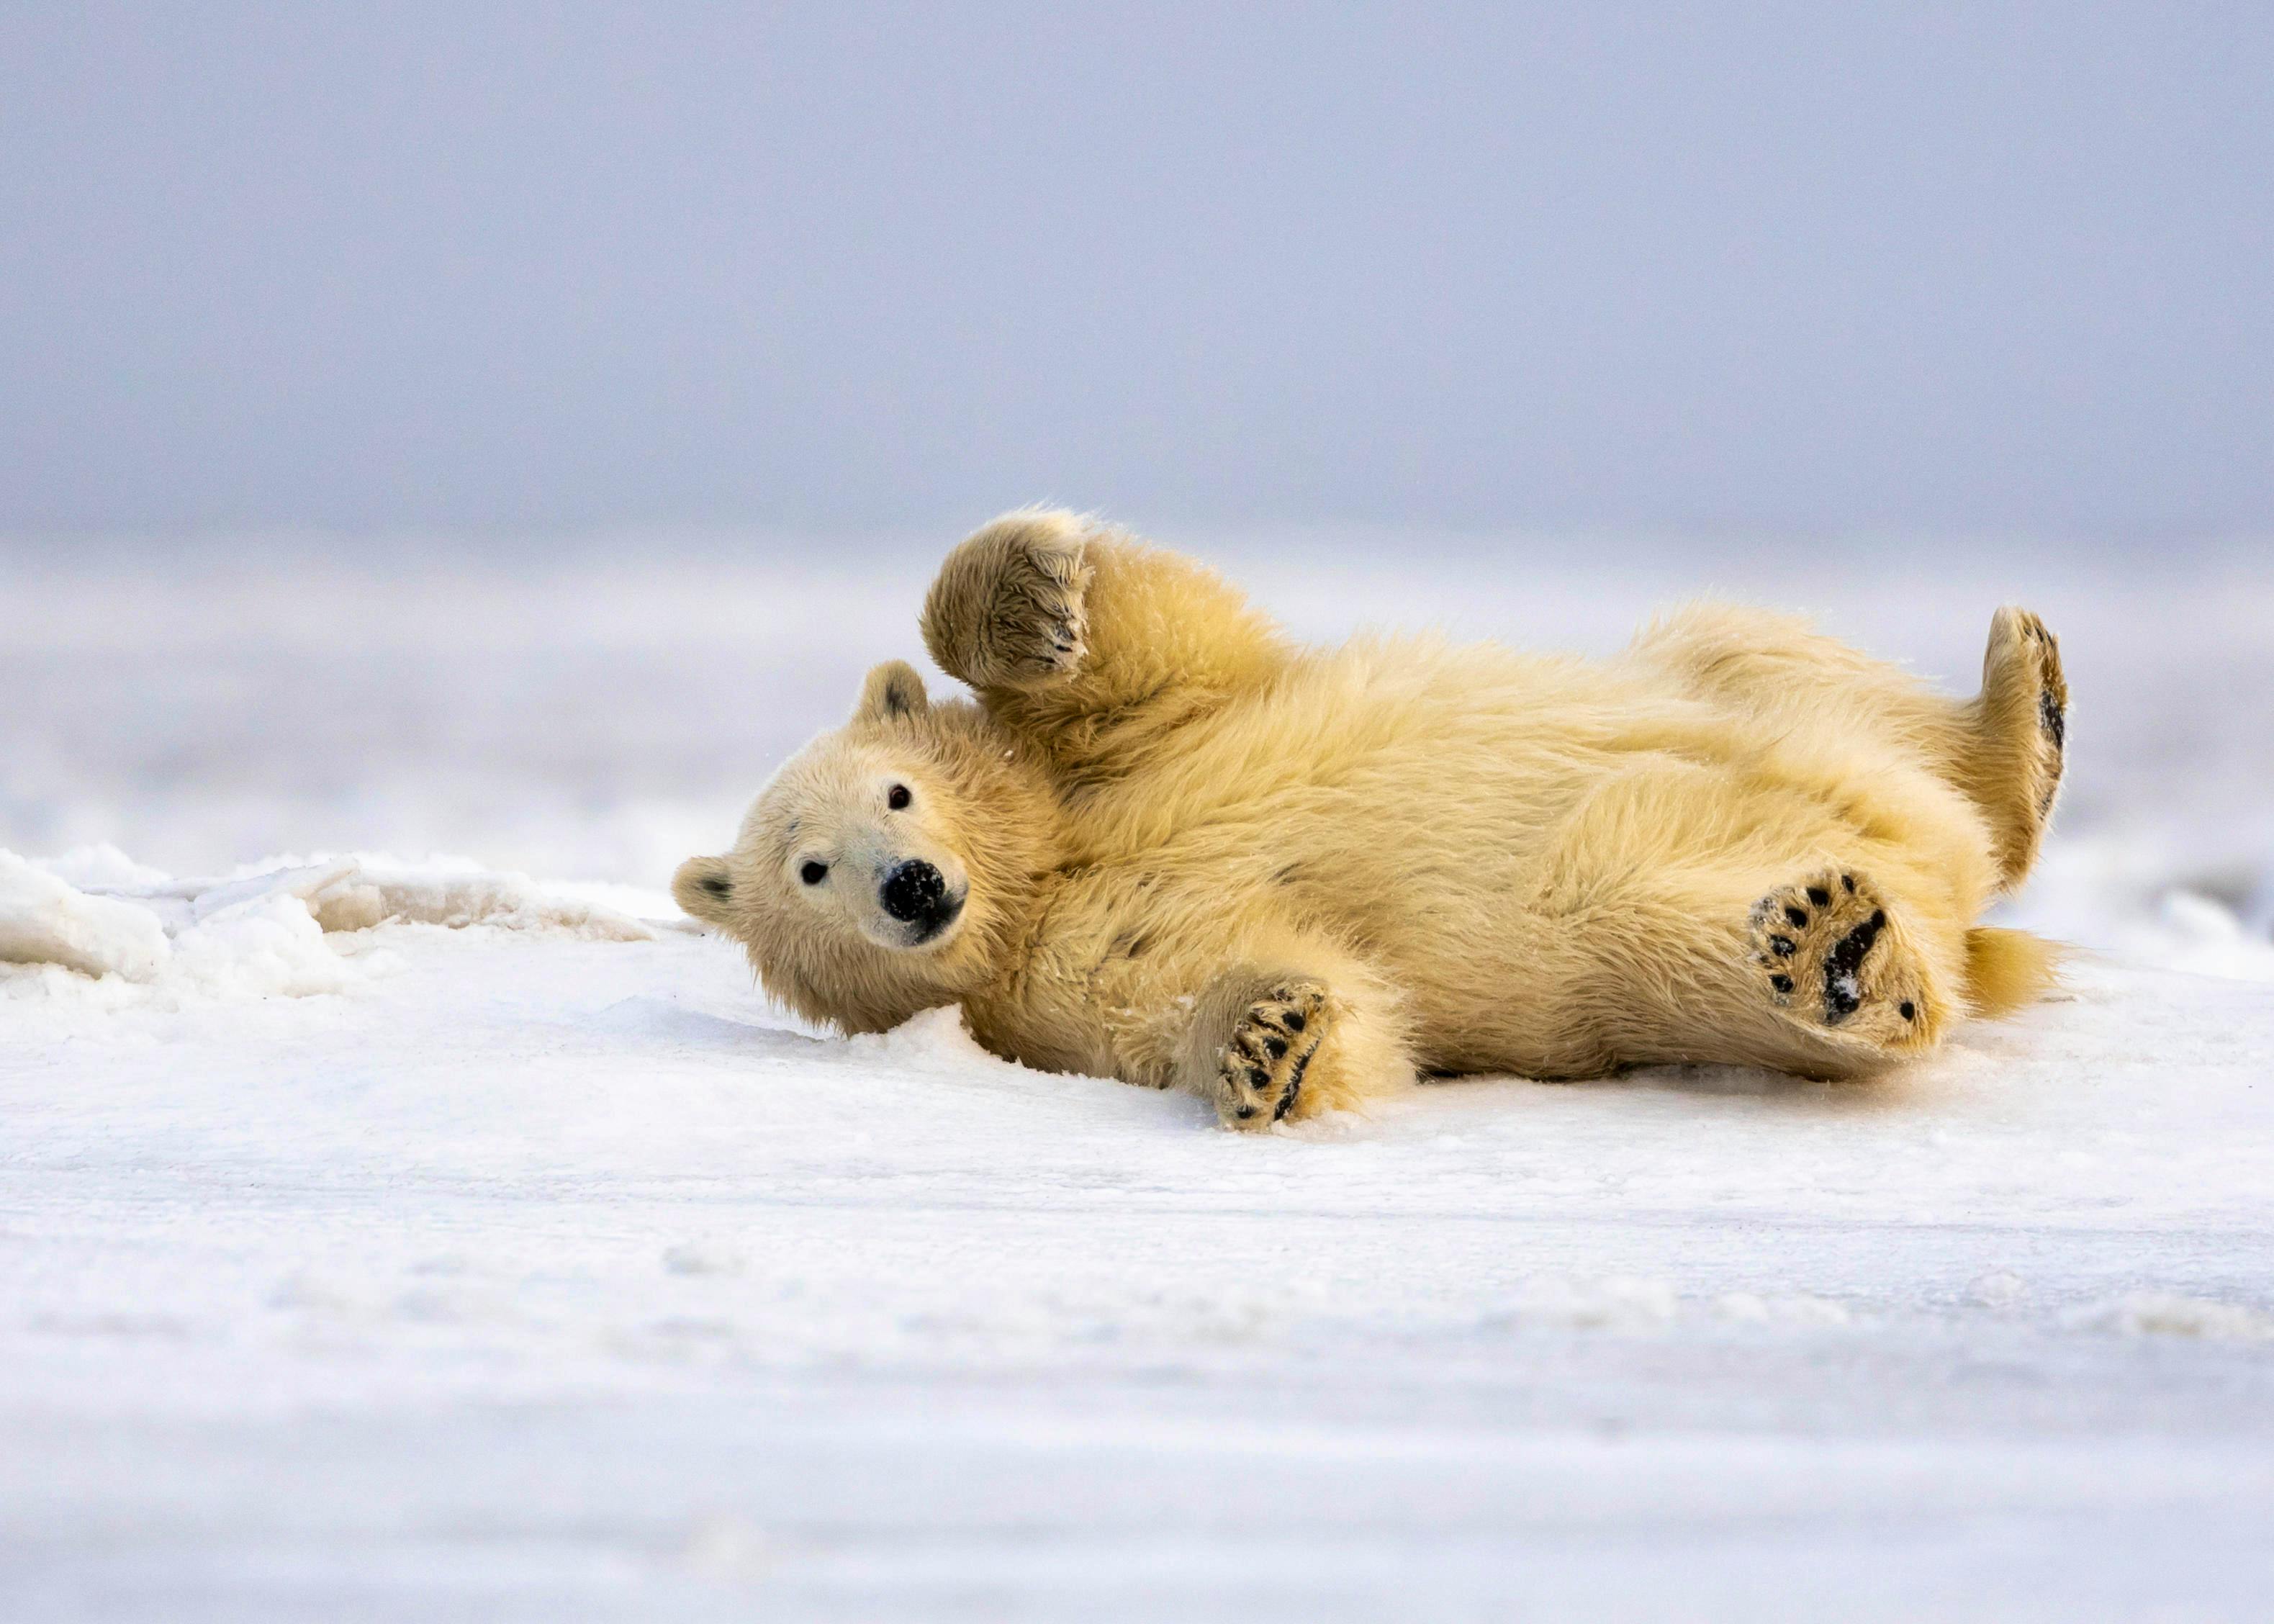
(0, 845), (654, 1009)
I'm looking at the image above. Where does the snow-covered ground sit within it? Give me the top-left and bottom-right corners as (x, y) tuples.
(4, 534), (2272, 1620)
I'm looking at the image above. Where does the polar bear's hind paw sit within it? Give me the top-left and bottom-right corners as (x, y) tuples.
(1217, 980), (1330, 1128)
(1750, 871), (1934, 1050)
(1976, 606), (2068, 882)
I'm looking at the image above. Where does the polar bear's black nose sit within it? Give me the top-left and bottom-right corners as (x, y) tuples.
(879, 859), (951, 930)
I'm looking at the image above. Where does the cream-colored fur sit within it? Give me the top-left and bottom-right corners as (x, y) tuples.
(675, 510), (2068, 1129)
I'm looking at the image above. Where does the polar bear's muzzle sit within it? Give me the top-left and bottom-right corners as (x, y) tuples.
(878, 857), (965, 947)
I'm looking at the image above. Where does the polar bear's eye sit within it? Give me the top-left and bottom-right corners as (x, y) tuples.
(800, 861), (828, 885)
(888, 784), (912, 811)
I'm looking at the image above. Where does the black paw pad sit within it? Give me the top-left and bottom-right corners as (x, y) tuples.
(1807, 885), (1831, 906)
(1769, 973), (1795, 996)
(2039, 687), (2065, 752)
(1769, 935), (1796, 957)
(1899, 1001), (1917, 1021)
(1282, 1010), (1305, 1032)
(1820, 909), (1886, 1024)
(1784, 906), (1809, 929)
(1264, 1036), (1289, 1059)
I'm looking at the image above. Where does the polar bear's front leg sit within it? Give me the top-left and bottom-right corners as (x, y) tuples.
(920, 509), (1093, 694)
(921, 509), (1292, 775)
(1184, 973), (1329, 1125)
(1176, 963), (1413, 1130)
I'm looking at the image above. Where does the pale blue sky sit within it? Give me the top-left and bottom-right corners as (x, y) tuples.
(4, 3), (2270, 543)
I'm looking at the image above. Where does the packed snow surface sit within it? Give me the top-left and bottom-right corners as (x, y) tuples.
(3, 536), (2271, 1620)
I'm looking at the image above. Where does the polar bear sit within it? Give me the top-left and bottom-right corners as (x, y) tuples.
(674, 510), (2066, 1128)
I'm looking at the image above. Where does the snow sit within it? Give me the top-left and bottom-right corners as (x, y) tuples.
(1, 849), (653, 1032)
(3, 536), (2272, 1619)
(0, 852), (169, 982)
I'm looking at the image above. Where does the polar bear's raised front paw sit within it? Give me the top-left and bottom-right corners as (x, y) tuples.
(921, 510), (1092, 693)
(1749, 870), (1936, 1050)
(1214, 979), (1330, 1129)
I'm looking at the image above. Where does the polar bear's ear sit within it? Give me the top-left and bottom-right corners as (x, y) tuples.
(672, 855), (737, 926)
(856, 660), (929, 723)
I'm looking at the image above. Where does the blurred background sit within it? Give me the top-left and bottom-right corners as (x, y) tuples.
(4, 2), (2270, 969)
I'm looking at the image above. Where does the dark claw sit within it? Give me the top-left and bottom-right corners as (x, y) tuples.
(1841, 874), (1856, 893)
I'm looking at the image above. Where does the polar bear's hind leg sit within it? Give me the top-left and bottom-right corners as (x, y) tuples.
(1969, 607), (2068, 888)
(1749, 870), (1942, 1053)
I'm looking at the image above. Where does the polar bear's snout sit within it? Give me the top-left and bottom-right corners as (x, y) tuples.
(880, 858), (964, 944)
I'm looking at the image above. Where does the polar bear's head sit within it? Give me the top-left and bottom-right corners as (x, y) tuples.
(672, 661), (1055, 1032)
